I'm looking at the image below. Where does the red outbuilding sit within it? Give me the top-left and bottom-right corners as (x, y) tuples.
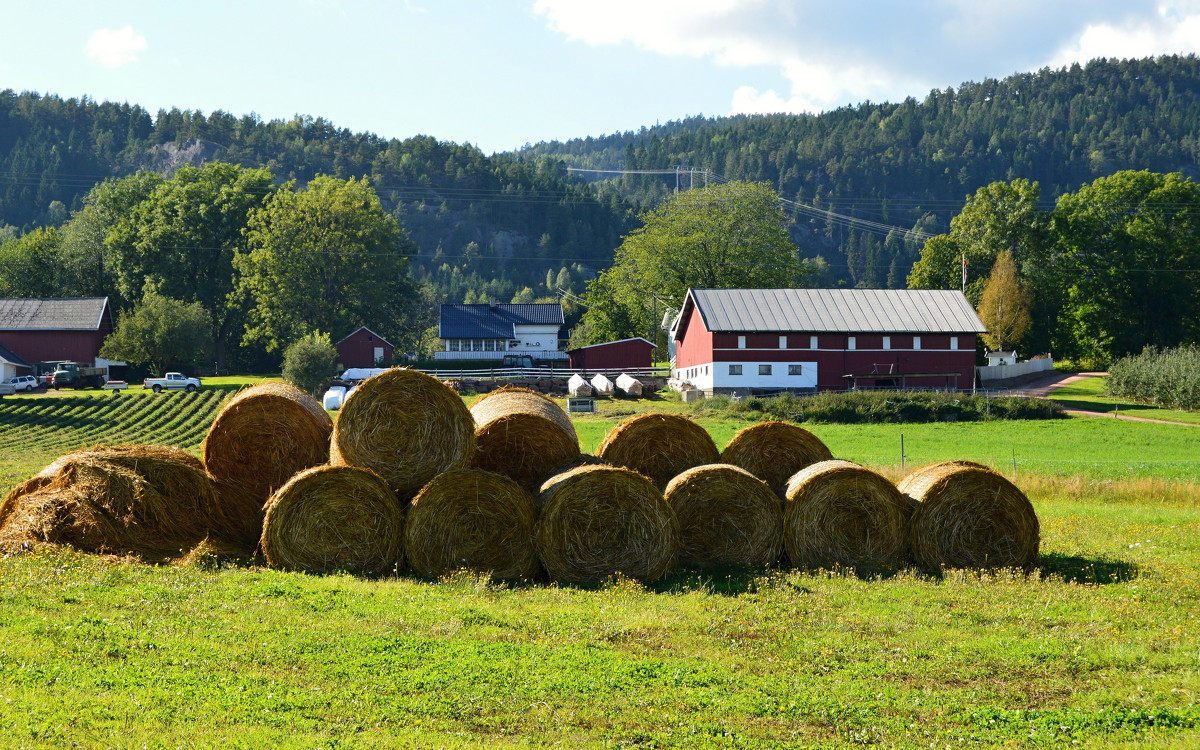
(335, 327), (395, 369)
(567, 337), (655, 372)
(0, 297), (116, 370)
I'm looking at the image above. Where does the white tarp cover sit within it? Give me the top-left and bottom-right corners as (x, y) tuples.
(590, 373), (614, 396)
(322, 386), (347, 410)
(340, 367), (389, 381)
(615, 373), (643, 396)
(568, 373), (592, 397)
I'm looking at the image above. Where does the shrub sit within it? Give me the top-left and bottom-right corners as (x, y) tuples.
(691, 390), (1063, 424)
(282, 331), (338, 396)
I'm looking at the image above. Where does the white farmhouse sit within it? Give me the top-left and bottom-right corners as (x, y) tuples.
(436, 302), (567, 361)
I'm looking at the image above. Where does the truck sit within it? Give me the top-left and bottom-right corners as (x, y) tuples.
(51, 361), (107, 389)
(142, 372), (201, 393)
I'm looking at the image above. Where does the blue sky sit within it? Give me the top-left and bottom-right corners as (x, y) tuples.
(2, 1), (1199, 154)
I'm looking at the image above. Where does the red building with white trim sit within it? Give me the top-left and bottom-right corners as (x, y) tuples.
(0, 297), (115, 368)
(670, 288), (986, 393)
(335, 327), (395, 368)
(567, 337), (655, 371)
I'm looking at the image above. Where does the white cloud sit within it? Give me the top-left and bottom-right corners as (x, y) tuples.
(86, 26), (146, 68)
(534, 0), (1200, 116)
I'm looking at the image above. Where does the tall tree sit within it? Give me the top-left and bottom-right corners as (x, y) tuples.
(976, 250), (1032, 352)
(0, 227), (62, 298)
(236, 176), (424, 352)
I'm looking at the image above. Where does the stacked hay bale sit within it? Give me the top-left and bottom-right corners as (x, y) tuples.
(469, 388), (580, 493)
(614, 373), (642, 396)
(721, 421), (833, 497)
(536, 464), (679, 582)
(664, 464), (782, 568)
(567, 374), (592, 397)
(331, 368), (475, 499)
(203, 382), (333, 549)
(261, 465), (405, 575)
(0, 445), (229, 562)
(899, 461), (1039, 571)
(590, 373), (614, 396)
(406, 469), (539, 579)
(783, 460), (911, 570)
(597, 413), (720, 490)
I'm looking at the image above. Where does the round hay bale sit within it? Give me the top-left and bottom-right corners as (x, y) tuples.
(203, 382), (333, 547)
(721, 421), (833, 496)
(540, 454), (613, 491)
(783, 460), (911, 570)
(469, 387), (580, 493)
(0, 444), (228, 562)
(597, 413), (720, 490)
(330, 368), (475, 498)
(898, 461), (1040, 571)
(664, 463), (782, 569)
(536, 464), (679, 582)
(261, 465), (405, 575)
(405, 469), (539, 580)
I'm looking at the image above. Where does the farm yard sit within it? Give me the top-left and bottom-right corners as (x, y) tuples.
(1, 379), (1198, 748)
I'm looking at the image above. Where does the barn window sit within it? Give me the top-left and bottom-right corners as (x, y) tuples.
(737, 335), (746, 349)
(950, 336), (959, 350)
(810, 335), (818, 349)
(848, 336), (857, 350)
(788, 364), (803, 376)
(779, 335), (787, 349)
(883, 336), (891, 350)
(913, 336), (922, 350)
(729, 364), (742, 375)
(759, 364), (772, 376)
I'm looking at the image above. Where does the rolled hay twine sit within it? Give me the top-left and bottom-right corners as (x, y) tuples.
(664, 463), (782, 569)
(783, 459), (912, 570)
(202, 382), (333, 548)
(0, 444), (231, 562)
(721, 421), (834, 497)
(536, 464), (679, 582)
(898, 460), (1040, 571)
(469, 387), (580, 493)
(597, 413), (720, 490)
(261, 465), (405, 575)
(405, 468), (540, 580)
(330, 368), (476, 498)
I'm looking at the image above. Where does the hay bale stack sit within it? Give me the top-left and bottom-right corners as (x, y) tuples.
(783, 460), (911, 570)
(664, 464), (782, 569)
(898, 461), (1039, 571)
(405, 469), (539, 580)
(721, 421), (834, 496)
(567, 374), (592, 397)
(536, 464), (679, 582)
(261, 465), (405, 575)
(330, 368), (475, 498)
(590, 373), (614, 396)
(597, 413), (720, 490)
(469, 387), (580, 493)
(0, 445), (229, 562)
(203, 382), (333, 547)
(615, 373), (643, 396)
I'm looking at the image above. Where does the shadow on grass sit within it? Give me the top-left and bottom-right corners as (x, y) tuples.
(1037, 552), (1137, 584)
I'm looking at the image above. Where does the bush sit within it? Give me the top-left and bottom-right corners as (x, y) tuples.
(692, 390), (1064, 424)
(1108, 346), (1200, 411)
(282, 332), (338, 396)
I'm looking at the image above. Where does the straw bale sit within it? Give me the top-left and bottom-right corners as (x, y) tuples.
(898, 461), (1039, 571)
(405, 469), (539, 579)
(330, 368), (475, 498)
(783, 459), (911, 570)
(721, 421), (834, 496)
(203, 382), (333, 547)
(469, 387), (580, 493)
(597, 413), (720, 490)
(261, 465), (405, 575)
(0, 444), (230, 562)
(536, 464), (679, 582)
(664, 463), (782, 568)
(567, 374), (592, 397)
(615, 373), (643, 396)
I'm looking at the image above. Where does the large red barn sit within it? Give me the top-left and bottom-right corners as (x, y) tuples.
(335, 327), (396, 368)
(567, 337), (655, 371)
(670, 288), (986, 393)
(0, 298), (116, 371)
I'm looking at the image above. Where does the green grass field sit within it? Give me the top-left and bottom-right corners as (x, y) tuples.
(2, 387), (1200, 747)
(1048, 375), (1200, 426)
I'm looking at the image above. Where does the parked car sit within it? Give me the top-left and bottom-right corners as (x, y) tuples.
(142, 372), (202, 393)
(0, 381), (14, 397)
(6, 375), (39, 392)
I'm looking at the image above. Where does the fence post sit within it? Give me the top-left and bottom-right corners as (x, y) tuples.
(900, 433), (906, 471)
(1011, 447), (1017, 477)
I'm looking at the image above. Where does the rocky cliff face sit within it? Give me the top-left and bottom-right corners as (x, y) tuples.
(137, 138), (225, 176)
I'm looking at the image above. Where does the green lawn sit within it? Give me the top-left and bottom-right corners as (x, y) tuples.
(1049, 375), (1200, 426)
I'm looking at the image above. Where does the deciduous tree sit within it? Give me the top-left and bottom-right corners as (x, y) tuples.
(977, 251), (1032, 352)
(282, 331), (338, 396)
(99, 289), (214, 375)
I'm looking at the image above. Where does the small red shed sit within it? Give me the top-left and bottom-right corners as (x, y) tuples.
(568, 337), (655, 371)
(336, 327), (395, 369)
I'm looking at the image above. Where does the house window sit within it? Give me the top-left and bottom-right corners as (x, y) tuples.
(883, 336), (891, 350)
(779, 335), (787, 349)
(848, 336), (857, 350)
(950, 336), (959, 350)
(737, 335), (746, 349)
(759, 364), (772, 376)
(729, 364), (742, 376)
(810, 335), (818, 349)
(913, 336), (922, 350)
(448, 340), (460, 352)
(788, 364), (803, 376)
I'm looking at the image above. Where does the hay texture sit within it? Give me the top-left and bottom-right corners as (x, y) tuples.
(664, 463), (782, 568)
(405, 469), (539, 579)
(597, 413), (720, 490)
(203, 382), (333, 547)
(0, 445), (229, 561)
(783, 460), (911, 570)
(536, 464), (679, 582)
(261, 465), (405, 575)
(469, 387), (580, 493)
(898, 461), (1040, 571)
(720, 421), (833, 497)
(331, 368), (475, 498)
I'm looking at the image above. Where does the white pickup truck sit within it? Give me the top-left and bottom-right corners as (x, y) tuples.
(142, 372), (202, 393)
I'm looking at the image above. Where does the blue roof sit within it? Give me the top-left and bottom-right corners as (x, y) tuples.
(439, 303), (565, 339)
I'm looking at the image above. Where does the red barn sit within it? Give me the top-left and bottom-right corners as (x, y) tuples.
(0, 297), (116, 369)
(567, 337), (655, 371)
(335, 327), (395, 368)
(670, 288), (986, 393)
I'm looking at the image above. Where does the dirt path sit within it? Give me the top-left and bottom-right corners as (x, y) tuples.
(1028, 371), (1199, 426)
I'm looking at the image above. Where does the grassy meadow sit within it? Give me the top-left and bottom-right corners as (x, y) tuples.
(1, 386), (1199, 747)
